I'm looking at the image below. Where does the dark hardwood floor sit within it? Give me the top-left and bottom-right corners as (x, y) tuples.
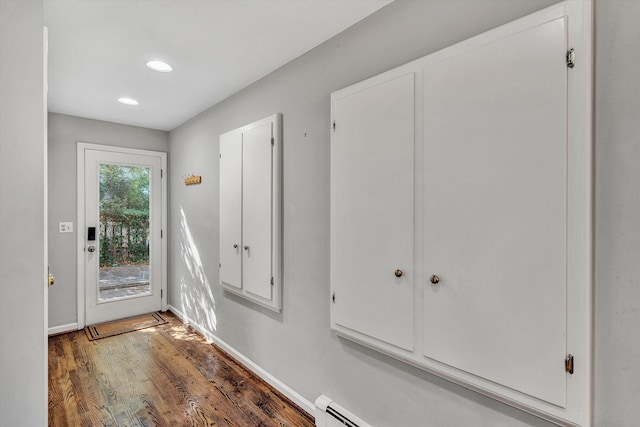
(48, 311), (315, 426)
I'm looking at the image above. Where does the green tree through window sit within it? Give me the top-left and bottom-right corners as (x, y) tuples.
(99, 164), (150, 267)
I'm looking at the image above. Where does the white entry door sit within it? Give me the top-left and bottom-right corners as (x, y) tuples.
(79, 144), (166, 326)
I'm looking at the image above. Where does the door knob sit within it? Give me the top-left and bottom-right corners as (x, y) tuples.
(394, 269), (403, 278)
(429, 274), (440, 285)
(233, 244), (238, 249)
(244, 245), (249, 250)
(87, 245), (96, 253)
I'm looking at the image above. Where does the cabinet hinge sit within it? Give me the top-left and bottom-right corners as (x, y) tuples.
(566, 48), (575, 69)
(161, 229), (163, 238)
(332, 121), (336, 132)
(565, 354), (574, 374)
(161, 289), (163, 298)
(332, 292), (336, 303)
(271, 137), (274, 146)
(270, 277), (274, 286)
(161, 169), (163, 178)
(219, 153), (222, 158)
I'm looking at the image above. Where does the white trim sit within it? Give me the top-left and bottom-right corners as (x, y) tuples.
(566, 0), (594, 424)
(161, 154), (168, 311)
(77, 144), (86, 328)
(43, 25), (50, 423)
(48, 323), (79, 336)
(272, 113), (283, 311)
(77, 142), (167, 328)
(167, 305), (314, 416)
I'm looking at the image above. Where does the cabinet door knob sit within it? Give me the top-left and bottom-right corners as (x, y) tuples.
(429, 274), (440, 285)
(244, 245), (249, 250)
(394, 269), (403, 278)
(233, 244), (238, 249)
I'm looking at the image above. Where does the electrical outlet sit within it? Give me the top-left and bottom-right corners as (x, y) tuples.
(59, 222), (73, 233)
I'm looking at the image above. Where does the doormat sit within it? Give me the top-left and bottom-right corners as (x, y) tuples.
(84, 312), (167, 341)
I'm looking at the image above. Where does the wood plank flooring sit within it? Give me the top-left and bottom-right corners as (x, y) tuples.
(48, 311), (315, 426)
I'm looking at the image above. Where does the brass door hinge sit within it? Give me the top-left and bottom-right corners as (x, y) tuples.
(565, 354), (574, 374)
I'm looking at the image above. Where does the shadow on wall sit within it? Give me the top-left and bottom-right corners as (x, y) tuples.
(178, 206), (217, 333)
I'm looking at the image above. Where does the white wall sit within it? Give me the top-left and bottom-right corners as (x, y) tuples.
(168, 1), (565, 426)
(47, 113), (168, 328)
(0, 0), (47, 425)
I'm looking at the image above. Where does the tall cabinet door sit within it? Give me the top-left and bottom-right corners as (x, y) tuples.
(422, 15), (568, 406)
(242, 121), (274, 300)
(331, 72), (415, 351)
(219, 129), (243, 290)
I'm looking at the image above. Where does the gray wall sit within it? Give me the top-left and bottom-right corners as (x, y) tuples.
(168, 1), (569, 426)
(594, 0), (640, 425)
(0, 0), (47, 425)
(48, 113), (168, 327)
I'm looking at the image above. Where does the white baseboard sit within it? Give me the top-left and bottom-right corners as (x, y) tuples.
(166, 305), (315, 416)
(48, 322), (79, 336)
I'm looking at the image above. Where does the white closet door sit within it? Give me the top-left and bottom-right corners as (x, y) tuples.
(242, 121), (273, 301)
(422, 17), (568, 405)
(219, 130), (243, 289)
(331, 72), (415, 351)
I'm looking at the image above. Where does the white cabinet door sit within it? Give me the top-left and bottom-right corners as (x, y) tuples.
(242, 120), (274, 300)
(219, 114), (281, 312)
(422, 16), (568, 406)
(331, 72), (415, 351)
(219, 129), (243, 290)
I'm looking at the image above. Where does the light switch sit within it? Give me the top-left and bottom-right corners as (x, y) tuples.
(59, 222), (73, 233)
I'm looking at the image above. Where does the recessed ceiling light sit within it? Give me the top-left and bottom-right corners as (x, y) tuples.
(118, 97), (140, 106)
(146, 60), (173, 73)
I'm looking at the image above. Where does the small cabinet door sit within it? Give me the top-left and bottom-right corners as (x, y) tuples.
(242, 120), (274, 300)
(331, 72), (415, 351)
(219, 129), (243, 290)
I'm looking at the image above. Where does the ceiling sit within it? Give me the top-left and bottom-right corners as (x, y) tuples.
(44, 0), (392, 132)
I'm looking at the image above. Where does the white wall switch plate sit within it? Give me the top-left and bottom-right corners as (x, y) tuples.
(59, 222), (73, 233)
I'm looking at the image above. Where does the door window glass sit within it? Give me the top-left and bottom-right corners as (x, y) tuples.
(98, 164), (151, 302)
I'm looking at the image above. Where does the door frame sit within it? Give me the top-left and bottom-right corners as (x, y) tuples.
(76, 142), (167, 328)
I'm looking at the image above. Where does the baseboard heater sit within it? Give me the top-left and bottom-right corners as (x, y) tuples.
(314, 395), (371, 427)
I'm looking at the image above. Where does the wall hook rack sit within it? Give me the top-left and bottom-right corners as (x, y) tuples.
(184, 174), (202, 186)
